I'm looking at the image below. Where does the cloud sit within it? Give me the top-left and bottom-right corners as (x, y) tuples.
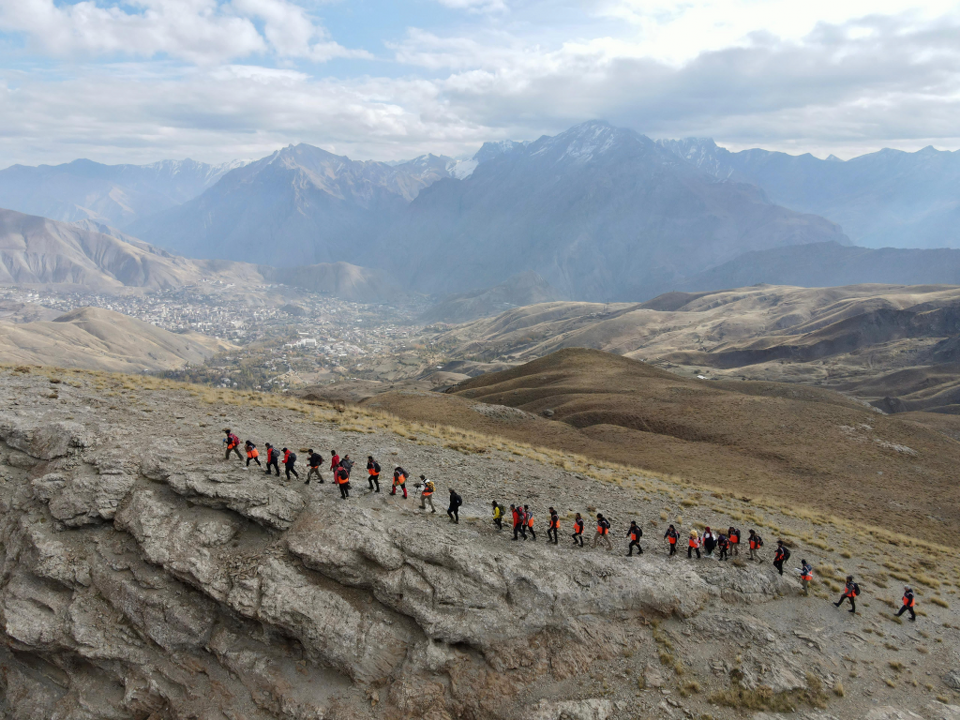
(434, 0), (507, 12)
(0, 0), (367, 63)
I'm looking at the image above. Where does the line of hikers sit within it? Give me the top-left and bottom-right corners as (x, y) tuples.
(223, 430), (920, 620)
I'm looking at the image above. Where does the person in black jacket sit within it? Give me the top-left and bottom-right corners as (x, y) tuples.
(896, 586), (916, 621)
(627, 520), (643, 556)
(366, 456), (381, 492)
(447, 488), (462, 523)
(664, 525), (679, 556)
(306, 450), (324, 485)
(834, 576), (859, 614)
(264, 443), (280, 476)
(773, 540), (790, 576)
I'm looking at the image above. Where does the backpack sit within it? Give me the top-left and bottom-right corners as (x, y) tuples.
(452, 493), (462, 507)
(755, 535), (764, 547)
(373, 462), (381, 473)
(425, 480), (435, 492)
(852, 583), (861, 596)
(289, 452), (297, 463)
(781, 547), (791, 561)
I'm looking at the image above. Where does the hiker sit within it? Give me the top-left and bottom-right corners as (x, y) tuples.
(896, 586), (917, 621)
(834, 576), (859, 614)
(306, 450), (324, 484)
(492, 501), (503, 530)
(282, 448), (299, 481)
(687, 530), (701, 559)
(224, 429), (242, 461)
(547, 507), (560, 544)
(335, 463), (350, 499)
(799, 559), (813, 596)
(366, 456), (381, 492)
(264, 443), (280, 476)
(728, 526), (740, 556)
(340, 455), (354, 477)
(571, 512), (584, 547)
(748, 530), (764, 562)
(448, 488), (462, 523)
(593, 514), (612, 550)
(244, 441), (261, 468)
(627, 520), (643, 556)
(512, 504), (526, 540)
(702, 527), (716, 557)
(773, 540), (790, 576)
(330, 451), (340, 473)
(391, 467), (408, 498)
(717, 532), (729, 561)
(524, 505), (536, 540)
(664, 524), (679, 556)
(419, 476), (436, 513)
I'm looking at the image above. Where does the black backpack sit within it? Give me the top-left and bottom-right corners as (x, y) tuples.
(289, 452), (297, 463)
(373, 461), (381, 473)
(755, 535), (764, 547)
(782, 547), (791, 561)
(452, 492), (462, 507)
(852, 582), (861, 596)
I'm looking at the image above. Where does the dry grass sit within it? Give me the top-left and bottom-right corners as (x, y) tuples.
(710, 673), (828, 713)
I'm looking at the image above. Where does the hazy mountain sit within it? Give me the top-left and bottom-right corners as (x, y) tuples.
(0, 158), (246, 228)
(130, 144), (461, 267)
(0, 306), (233, 372)
(379, 121), (849, 301)
(0, 208), (390, 301)
(679, 241), (960, 290)
(658, 138), (960, 249)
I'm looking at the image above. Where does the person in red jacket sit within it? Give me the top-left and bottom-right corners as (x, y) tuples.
(282, 448), (299, 482)
(263, 443), (280, 476)
(511, 504), (526, 541)
(330, 450), (340, 472)
(223, 429), (242, 461)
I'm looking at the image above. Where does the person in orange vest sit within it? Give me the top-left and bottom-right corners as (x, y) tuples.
(571, 513), (584, 547)
(664, 524), (679, 556)
(335, 463), (350, 499)
(748, 530), (764, 562)
(306, 450), (324, 484)
(627, 520), (643, 556)
(391, 467), (408, 498)
(511, 504), (526, 541)
(263, 443), (280, 476)
(895, 586), (916, 621)
(223, 429), (242, 461)
(282, 448), (299, 482)
(523, 505), (536, 540)
(366, 456), (381, 492)
(773, 540), (790, 575)
(547, 507), (560, 544)
(799, 560), (813, 596)
(419, 475), (436, 513)
(593, 514), (612, 550)
(244, 441), (261, 468)
(834, 575), (859, 614)
(687, 529), (701, 559)
(728, 526), (740, 557)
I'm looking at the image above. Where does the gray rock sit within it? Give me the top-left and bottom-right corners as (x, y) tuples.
(944, 670), (960, 690)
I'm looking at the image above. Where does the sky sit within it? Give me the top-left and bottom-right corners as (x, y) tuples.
(0, 0), (959, 167)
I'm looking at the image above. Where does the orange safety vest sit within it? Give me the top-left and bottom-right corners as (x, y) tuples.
(630, 530), (640, 541)
(801, 571), (812, 581)
(526, 515), (534, 528)
(394, 473), (406, 485)
(597, 525), (609, 536)
(423, 485), (433, 496)
(749, 539), (759, 549)
(549, 516), (559, 530)
(667, 533), (677, 544)
(368, 467), (378, 475)
(689, 537), (699, 548)
(247, 448), (258, 459)
(730, 534), (739, 544)
(903, 594), (915, 608)
(573, 520), (583, 534)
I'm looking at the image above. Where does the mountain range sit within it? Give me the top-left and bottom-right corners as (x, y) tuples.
(3, 121), (960, 303)
(658, 138), (960, 249)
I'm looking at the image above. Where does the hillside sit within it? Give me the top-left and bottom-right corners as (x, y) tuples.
(0, 157), (245, 228)
(0, 366), (958, 719)
(0, 307), (233, 372)
(0, 207), (392, 302)
(364, 348), (960, 543)
(432, 284), (960, 413)
(659, 139), (960, 249)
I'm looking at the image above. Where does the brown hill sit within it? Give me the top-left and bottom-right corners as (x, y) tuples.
(0, 306), (233, 372)
(363, 348), (960, 543)
(435, 284), (960, 413)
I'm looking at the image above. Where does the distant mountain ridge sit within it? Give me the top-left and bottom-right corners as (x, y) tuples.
(657, 138), (960, 249)
(0, 158), (247, 228)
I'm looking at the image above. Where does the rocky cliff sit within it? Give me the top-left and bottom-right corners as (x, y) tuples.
(0, 367), (957, 719)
